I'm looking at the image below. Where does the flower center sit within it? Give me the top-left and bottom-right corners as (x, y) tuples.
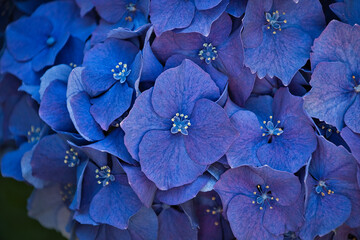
(261, 116), (283, 138)
(315, 180), (334, 197)
(126, 3), (136, 12)
(204, 196), (222, 227)
(111, 62), (131, 83)
(27, 125), (41, 143)
(252, 184), (278, 210)
(265, 10), (287, 34)
(199, 43), (218, 64)
(64, 148), (80, 167)
(95, 166), (115, 186)
(46, 36), (56, 46)
(60, 183), (76, 205)
(171, 113), (191, 135)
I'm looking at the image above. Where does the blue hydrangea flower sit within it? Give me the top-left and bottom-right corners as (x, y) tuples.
(121, 59), (237, 190)
(330, 0), (360, 25)
(4, 1), (94, 73)
(304, 20), (360, 134)
(242, 0), (325, 85)
(150, 0), (229, 36)
(80, 38), (141, 131)
(300, 136), (360, 240)
(151, 13), (255, 103)
(71, 152), (143, 230)
(226, 87), (317, 173)
(214, 166), (304, 239)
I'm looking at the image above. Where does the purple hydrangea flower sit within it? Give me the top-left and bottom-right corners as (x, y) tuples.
(214, 166), (304, 239)
(242, 0), (325, 85)
(226, 87), (317, 173)
(300, 136), (360, 239)
(304, 20), (360, 133)
(122, 59), (237, 190)
(150, 0), (229, 36)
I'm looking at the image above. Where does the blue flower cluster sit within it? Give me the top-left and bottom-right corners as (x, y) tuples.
(1, 0), (360, 239)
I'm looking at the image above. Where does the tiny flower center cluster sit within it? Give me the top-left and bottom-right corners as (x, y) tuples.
(266, 10), (287, 34)
(352, 75), (360, 93)
(199, 43), (218, 64)
(95, 166), (115, 186)
(261, 116), (283, 137)
(60, 183), (76, 205)
(111, 62), (131, 83)
(315, 180), (334, 197)
(27, 125), (41, 143)
(125, 3), (136, 21)
(252, 184), (279, 210)
(204, 196), (222, 226)
(64, 147), (80, 167)
(171, 113), (191, 135)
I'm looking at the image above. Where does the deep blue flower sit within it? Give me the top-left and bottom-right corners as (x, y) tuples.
(122, 59), (237, 190)
(151, 13), (255, 103)
(150, 0), (229, 36)
(70, 151), (143, 229)
(80, 38), (141, 131)
(242, 0), (325, 85)
(300, 136), (360, 239)
(226, 87), (317, 173)
(214, 166), (304, 239)
(304, 20), (360, 134)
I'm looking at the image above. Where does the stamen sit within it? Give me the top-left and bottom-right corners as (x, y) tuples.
(199, 43), (218, 64)
(95, 166), (115, 186)
(64, 148), (80, 167)
(112, 62), (131, 83)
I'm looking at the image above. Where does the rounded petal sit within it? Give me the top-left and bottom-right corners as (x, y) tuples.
(139, 130), (207, 190)
(152, 59), (220, 118)
(344, 95), (360, 133)
(185, 99), (238, 165)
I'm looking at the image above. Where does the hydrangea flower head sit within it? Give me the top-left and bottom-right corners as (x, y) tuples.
(300, 136), (360, 239)
(242, 0), (325, 85)
(214, 165), (303, 239)
(122, 59), (237, 190)
(226, 87), (317, 173)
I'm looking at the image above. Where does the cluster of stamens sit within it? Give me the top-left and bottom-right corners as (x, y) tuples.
(60, 183), (76, 205)
(265, 10), (287, 34)
(252, 184), (278, 210)
(352, 76), (360, 93)
(315, 180), (334, 197)
(205, 196), (222, 226)
(199, 43), (218, 64)
(64, 148), (80, 167)
(261, 116), (283, 138)
(27, 125), (41, 143)
(111, 62), (131, 83)
(125, 3), (136, 21)
(95, 166), (115, 186)
(171, 113), (191, 135)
